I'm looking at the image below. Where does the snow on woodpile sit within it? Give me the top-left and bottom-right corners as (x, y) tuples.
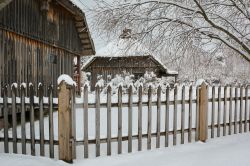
(57, 74), (76, 86)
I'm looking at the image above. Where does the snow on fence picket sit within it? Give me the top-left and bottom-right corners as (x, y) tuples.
(0, 82), (250, 162)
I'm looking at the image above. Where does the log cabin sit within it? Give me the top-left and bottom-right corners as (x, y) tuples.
(82, 55), (178, 91)
(0, 0), (95, 94)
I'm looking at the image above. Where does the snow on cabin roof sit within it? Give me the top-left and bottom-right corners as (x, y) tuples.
(82, 55), (178, 76)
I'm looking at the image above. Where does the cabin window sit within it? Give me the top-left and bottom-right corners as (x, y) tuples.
(48, 54), (57, 64)
(134, 72), (144, 80)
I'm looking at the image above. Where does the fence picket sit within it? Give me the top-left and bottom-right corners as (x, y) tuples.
(95, 86), (100, 157)
(29, 84), (35, 156)
(107, 86), (111, 155)
(165, 86), (170, 147)
(217, 86), (221, 137)
(229, 86), (233, 135)
(188, 86), (192, 143)
(156, 86), (161, 148)
(223, 86), (227, 136)
(118, 86), (122, 154)
(211, 86), (215, 138)
(48, 86), (54, 158)
(11, 85), (17, 153)
(147, 86), (152, 149)
(239, 86), (243, 133)
(71, 86), (76, 159)
(181, 86), (185, 144)
(138, 85), (142, 151)
(38, 84), (45, 156)
(173, 86), (177, 145)
(234, 87), (238, 134)
(128, 85), (133, 153)
(3, 85), (9, 153)
(244, 86), (248, 132)
(20, 84), (26, 154)
(195, 86), (199, 141)
(84, 85), (89, 158)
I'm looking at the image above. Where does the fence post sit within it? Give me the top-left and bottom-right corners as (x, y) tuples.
(199, 82), (208, 142)
(58, 80), (73, 163)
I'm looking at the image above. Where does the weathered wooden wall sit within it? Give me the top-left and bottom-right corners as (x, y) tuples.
(0, 0), (83, 93)
(86, 57), (165, 91)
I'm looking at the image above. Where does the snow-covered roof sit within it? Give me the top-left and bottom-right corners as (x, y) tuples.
(82, 55), (178, 76)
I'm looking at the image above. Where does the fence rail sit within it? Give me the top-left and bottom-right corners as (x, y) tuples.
(0, 82), (250, 163)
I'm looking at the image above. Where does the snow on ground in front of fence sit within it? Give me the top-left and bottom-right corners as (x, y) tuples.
(1, 133), (250, 166)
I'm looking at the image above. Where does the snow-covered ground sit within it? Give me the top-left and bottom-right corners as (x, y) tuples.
(1, 133), (250, 166)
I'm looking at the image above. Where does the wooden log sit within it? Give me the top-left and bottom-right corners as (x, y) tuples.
(229, 86), (233, 135)
(71, 85), (76, 159)
(188, 86), (193, 143)
(118, 85), (122, 154)
(95, 85), (100, 157)
(48, 85), (54, 158)
(156, 86), (161, 148)
(107, 85), (111, 155)
(147, 86), (152, 149)
(20, 84), (26, 154)
(199, 82), (208, 142)
(29, 84), (35, 156)
(84, 84), (89, 158)
(165, 86), (170, 147)
(3, 85), (9, 153)
(217, 86), (221, 137)
(211, 86), (215, 138)
(173, 86), (177, 145)
(11, 84), (17, 153)
(128, 85), (133, 153)
(58, 81), (73, 163)
(38, 83), (45, 156)
(244, 86), (248, 132)
(223, 86), (227, 136)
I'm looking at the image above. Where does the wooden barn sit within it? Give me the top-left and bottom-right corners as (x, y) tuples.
(82, 55), (178, 91)
(0, 0), (95, 93)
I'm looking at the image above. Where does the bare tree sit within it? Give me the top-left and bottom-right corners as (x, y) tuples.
(90, 0), (250, 62)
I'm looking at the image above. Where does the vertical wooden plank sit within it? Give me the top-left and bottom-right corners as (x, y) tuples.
(118, 85), (122, 154)
(234, 87), (238, 134)
(217, 86), (221, 137)
(48, 85), (54, 158)
(128, 85), (133, 153)
(199, 82), (208, 142)
(239, 86), (243, 133)
(223, 86), (227, 136)
(195, 86), (199, 141)
(147, 86), (152, 150)
(3, 85), (9, 153)
(211, 86), (215, 138)
(107, 85), (111, 156)
(181, 86), (185, 144)
(156, 86), (161, 148)
(138, 85), (142, 151)
(84, 84), (89, 158)
(95, 85), (100, 157)
(29, 84), (35, 156)
(173, 85), (177, 145)
(11, 84), (17, 153)
(229, 86), (233, 135)
(38, 83), (45, 156)
(244, 86), (248, 132)
(165, 86), (170, 147)
(20, 84), (26, 154)
(188, 86), (193, 143)
(58, 81), (73, 163)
